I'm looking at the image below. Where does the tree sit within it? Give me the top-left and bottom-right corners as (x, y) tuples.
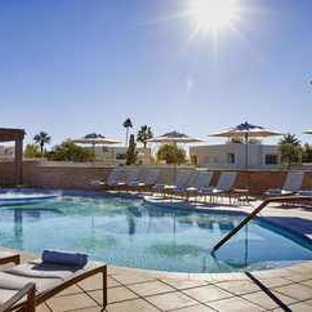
(123, 118), (133, 147)
(126, 134), (138, 165)
(302, 143), (312, 163)
(157, 144), (186, 165)
(278, 134), (302, 168)
(33, 131), (51, 156)
(24, 144), (41, 159)
(46, 141), (94, 162)
(137, 125), (153, 148)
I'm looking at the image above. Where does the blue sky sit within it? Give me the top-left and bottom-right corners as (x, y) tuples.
(1, 0), (311, 146)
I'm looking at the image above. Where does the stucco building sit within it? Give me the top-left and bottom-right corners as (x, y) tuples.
(190, 143), (280, 169)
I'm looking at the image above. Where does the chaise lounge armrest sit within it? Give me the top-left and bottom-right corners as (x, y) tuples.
(0, 283), (35, 312)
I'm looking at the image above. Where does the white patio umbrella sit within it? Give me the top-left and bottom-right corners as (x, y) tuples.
(148, 131), (203, 183)
(210, 122), (283, 169)
(71, 133), (120, 155)
(303, 129), (312, 135)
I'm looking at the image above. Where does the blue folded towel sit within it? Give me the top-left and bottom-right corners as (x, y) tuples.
(42, 250), (88, 267)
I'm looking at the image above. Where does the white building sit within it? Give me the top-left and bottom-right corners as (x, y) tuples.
(190, 143), (280, 169)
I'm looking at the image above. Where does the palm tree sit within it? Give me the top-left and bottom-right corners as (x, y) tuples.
(137, 125), (153, 148)
(278, 133), (302, 168)
(33, 131), (51, 156)
(123, 118), (133, 147)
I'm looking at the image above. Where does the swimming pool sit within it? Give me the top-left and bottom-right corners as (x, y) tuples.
(0, 191), (311, 273)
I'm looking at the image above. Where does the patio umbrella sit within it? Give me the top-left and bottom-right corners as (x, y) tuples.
(303, 129), (312, 135)
(148, 131), (203, 145)
(148, 131), (203, 183)
(71, 133), (120, 155)
(210, 122), (282, 169)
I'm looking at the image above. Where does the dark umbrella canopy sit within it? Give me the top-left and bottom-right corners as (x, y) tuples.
(72, 133), (120, 145)
(148, 131), (203, 144)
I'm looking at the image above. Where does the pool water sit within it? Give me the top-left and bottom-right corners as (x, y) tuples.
(0, 192), (311, 273)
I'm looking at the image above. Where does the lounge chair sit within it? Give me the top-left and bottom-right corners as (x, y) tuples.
(128, 169), (159, 192)
(199, 172), (237, 203)
(90, 167), (121, 189)
(264, 171), (304, 197)
(123, 169), (140, 190)
(159, 170), (192, 197)
(0, 251), (20, 266)
(0, 282), (35, 312)
(0, 252), (107, 312)
(185, 171), (213, 200)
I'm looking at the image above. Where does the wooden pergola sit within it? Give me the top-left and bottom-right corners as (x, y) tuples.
(0, 128), (25, 185)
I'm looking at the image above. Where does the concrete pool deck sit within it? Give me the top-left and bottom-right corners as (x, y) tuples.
(1, 201), (312, 312)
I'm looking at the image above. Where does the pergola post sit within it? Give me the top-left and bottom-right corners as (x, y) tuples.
(15, 134), (24, 185)
(0, 128), (25, 186)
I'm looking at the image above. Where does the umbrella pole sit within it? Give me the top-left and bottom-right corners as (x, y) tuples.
(245, 133), (250, 202)
(244, 133), (249, 169)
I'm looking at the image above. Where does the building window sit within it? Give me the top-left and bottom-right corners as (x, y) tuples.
(204, 156), (210, 164)
(116, 153), (127, 160)
(265, 154), (278, 165)
(227, 153), (235, 164)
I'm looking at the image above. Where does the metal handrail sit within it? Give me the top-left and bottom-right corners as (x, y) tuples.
(211, 196), (312, 254)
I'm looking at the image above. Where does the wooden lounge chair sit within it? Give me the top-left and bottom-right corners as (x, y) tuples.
(199, 172), (237, 204)
(185, 171), (213, 200)
(0, 282), (35, 312)
(161, 170), (192, 197)
(0, 251), (20, 266)
(0, 260), (107, 312)
(90, 167), (121, 189)
(264, 171), (304, 197)
(173, 171), (199, 199)
(128, 169), (159, 192)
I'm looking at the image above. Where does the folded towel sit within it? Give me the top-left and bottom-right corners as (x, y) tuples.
(42, 250), (88, 267)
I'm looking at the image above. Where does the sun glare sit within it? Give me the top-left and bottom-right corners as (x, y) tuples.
(191, 0), (241, 32)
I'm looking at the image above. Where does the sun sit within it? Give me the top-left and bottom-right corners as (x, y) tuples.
(190, 0), (241, 32)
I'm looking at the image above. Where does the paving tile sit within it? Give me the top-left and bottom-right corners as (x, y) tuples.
(284, 273), (312, 283)
(242, 289), (297, 310)
(208, 297), (263, 312)
(274, 283), (312, 301)
(182, 285), (234, 303)
(113, 273), (156, 285)
(54, 285), (83, 297)
(300, 279), (312, 288)
(47, 292), (98, 312)
(254, 277), (293, 288)
(105, 298), (161, 312)
(128, 280), (176, 297)
(286, 301), (312, 312)
(304, 299), (312, 306)
(146, 291), (198, 311)
(215, 280), (261, 295)
(79, 275), (121, 291)
(36, 304), (52, 312)
(89, 285), (138, 304)
(68, 307), (102, 312)
(160, 277), (209, 290)
(170, 304), (215, 311)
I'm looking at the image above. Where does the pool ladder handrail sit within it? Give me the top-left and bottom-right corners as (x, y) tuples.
(211, 196), (312, 254)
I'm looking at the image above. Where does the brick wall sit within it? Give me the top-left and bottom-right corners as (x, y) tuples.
(0, 161), (312, 195)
